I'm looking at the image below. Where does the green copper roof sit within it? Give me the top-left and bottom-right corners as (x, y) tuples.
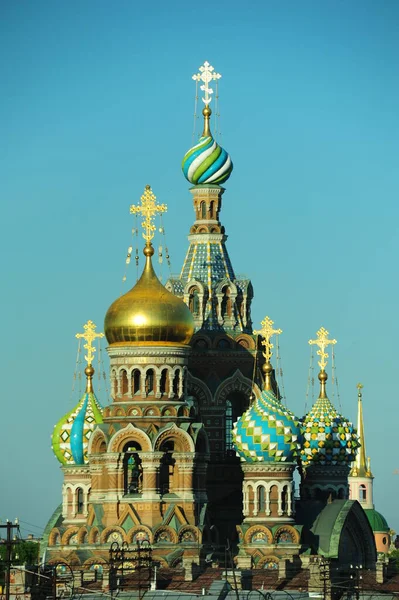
(364, 509), (390, 533)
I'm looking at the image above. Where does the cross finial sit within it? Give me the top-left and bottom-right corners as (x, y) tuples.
(253, 316), (282, 363)
(308, 327), (337, 371)
(192, 61), (222, 106)
(130, 185), (167, 244)
(357, 382), (363, 397)
(76, 320), (104, 366)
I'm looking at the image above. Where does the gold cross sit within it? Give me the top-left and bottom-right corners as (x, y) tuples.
(309, 327), (337, 371)
(253, 316), (282, 363)
(130, 185), (167, 243)
(76, 320), (104, 366)
(357, 382), (363, 396)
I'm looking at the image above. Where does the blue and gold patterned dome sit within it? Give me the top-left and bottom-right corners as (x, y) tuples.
(299, 371), (359, 467)
(182, 107), (233, 186)
(232, 388), (301, 463)
(52, 366), (103, 465)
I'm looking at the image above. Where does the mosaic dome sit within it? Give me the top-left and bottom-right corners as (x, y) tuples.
(52, 368), (103, 465)
(299, 392), (359, 467)
(232, 389), (301, 463)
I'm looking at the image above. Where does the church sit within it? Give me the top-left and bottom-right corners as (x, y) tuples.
(42, 62), (390, 587)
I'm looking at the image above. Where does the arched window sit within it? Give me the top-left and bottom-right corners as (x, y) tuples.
(172, 371), (180, 397)
(159, 441), (175, 495)
(209, 200), (215, 219)
(258, 486), (266, 512)
(123, 442), (142, 495)
(189, 288), (200, 315)
(121, 370), (128, 395)
(132, 370), (141, 395)
(221, 287), (232, 318)
(281, 485), (288, 513)
(201, 201), (206, 218)
(77, 488), (84, 513)
(359, 484), (367, 501)
(225, 400), (233, 449)
(145, 369), (154, 394)
(160, 369), (169, 395)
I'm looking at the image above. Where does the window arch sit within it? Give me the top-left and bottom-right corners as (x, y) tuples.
(121, 370), (128, 395)
(145, 369), (155, 395)
(189, 288), (200, 315)
(160, 369), (169, 395)
(123, 442), (143, 495)
(201, 201), (206, 218)
(172, 371), (180, 397)
(359, 484), (367, 501)
(258, 486), (266, 512)
(221, 287), (232, 318)
(225, 400), (233, 449)
(131, 369), (141, 395)
(77, 488), (84, 513)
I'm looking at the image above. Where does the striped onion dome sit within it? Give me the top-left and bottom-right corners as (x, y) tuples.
(52, 366), (103, 465)
(182, 107), (233, 185)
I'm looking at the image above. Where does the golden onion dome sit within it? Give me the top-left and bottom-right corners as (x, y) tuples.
(105, 244), (194, 346)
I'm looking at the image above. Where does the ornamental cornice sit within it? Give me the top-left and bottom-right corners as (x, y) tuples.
(187, 233), (227, 243)
(62, 466), (90, 475)
(242, 463), (296, 474)
(107, 346), (190, 359)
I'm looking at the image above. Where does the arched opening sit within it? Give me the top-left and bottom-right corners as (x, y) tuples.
(76, 488), (84, 513)
(121, 370), (128, 395)
(269, 485), (278, 517)
(172, 371), (180, 397)
(123, 442), (143, 495)
(189, 287), (200, 316)
(160, 369), (169, 396)
(258, 486), (266, 513)
(359, 484), (367, 501)
(281, 485), (288, 513)
(131, 370), (141, 395)
(221, 286), (232, 318)
(225, 391), (250, 448)
(225, 400), (233, 450)
(209, 200), (215, 219)
(201, 201), (206, 218)
(145, 369), (155, 395)
(159, 441), (176, 495)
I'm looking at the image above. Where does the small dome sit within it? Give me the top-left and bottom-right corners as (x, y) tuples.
(299, 396), (359, 467)
(52, 383), (103, 465)
(105, 246), (194, 346)
(364, 509), (390, 533)
(232, 389), (301, 463)
(182, 108), (233, 186)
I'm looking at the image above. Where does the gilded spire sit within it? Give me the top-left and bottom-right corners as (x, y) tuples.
(309, 327), (337, 398)
(350, 384), (373, 478)
(130, 185), (167, 246)
(75, 320), (104, 393)
(254, 316), (282, 391)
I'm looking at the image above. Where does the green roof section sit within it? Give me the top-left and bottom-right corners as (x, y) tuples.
(365, 508), (390, 533)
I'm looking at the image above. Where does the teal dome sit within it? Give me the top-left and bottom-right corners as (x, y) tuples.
(232, 389), (301, 463)
(300, 396), (359, 467)
(182, 133), (233, 185)
(365, 509), (390, 533)
(52, 384), (103, 465)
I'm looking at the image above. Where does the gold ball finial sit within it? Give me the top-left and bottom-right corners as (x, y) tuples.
(318, 370), (328, 383)
(85, 365), (95, 378)
(143, 244), (154, 257)
(203, 106), (212, 118)
(262, 362), (273, 375)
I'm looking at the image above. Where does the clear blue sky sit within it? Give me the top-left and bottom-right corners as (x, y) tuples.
(1, 0), (399, 539)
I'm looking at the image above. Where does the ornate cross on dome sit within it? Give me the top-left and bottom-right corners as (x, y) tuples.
(254, 316), (282, 363)
(130, 185), (167, 243)
(309, 327), (337, 371)
(192, 61), (221, 105)
(76, 320), (104, 366)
